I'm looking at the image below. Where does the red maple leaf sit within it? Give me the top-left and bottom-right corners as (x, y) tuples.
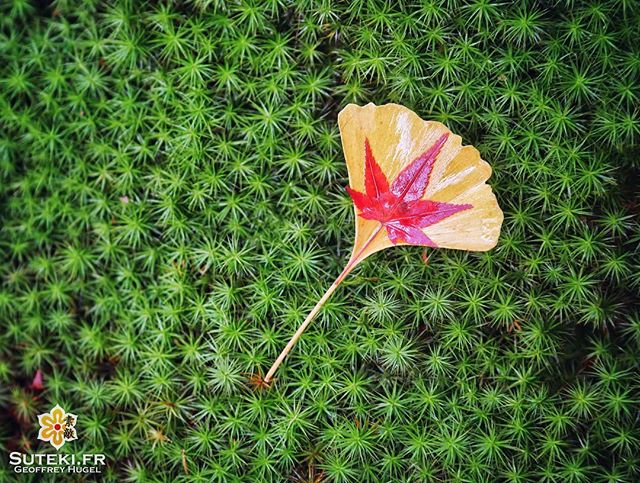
(346, 133), (472, 246)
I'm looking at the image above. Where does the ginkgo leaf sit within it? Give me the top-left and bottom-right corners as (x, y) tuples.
(262, 103), (503, 385)
(342, 103), (503, 269)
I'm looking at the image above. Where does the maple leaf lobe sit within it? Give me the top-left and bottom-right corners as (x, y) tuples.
(364, 138), (389, 198)
(391, 133), (449, 202)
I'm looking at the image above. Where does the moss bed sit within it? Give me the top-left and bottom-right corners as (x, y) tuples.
(1, 1), (639, 481)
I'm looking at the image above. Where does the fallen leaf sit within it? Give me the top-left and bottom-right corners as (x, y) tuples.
(262, 103), (503, 384)
(346, 133), (472, 247)
(30, 369), (44, 391)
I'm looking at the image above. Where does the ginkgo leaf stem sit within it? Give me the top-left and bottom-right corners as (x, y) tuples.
(263, 225), (383, 384)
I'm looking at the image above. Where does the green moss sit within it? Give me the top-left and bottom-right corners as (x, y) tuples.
(1, 0), (639, 481)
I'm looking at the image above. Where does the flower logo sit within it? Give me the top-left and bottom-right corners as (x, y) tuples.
(37, 405), (78, 450)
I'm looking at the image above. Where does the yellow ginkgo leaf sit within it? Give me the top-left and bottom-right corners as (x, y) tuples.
(262, 103), (503, 385)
